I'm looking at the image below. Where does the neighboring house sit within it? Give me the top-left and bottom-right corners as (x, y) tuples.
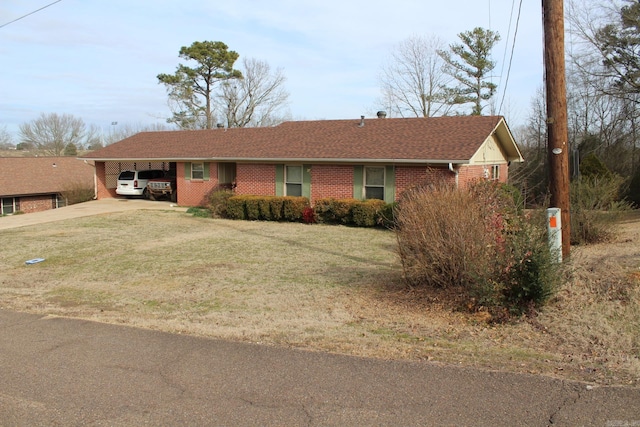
(82, 115), (523, 207)
(0, 157), (95, 215)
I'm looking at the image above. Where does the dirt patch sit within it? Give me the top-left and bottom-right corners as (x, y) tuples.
(1, 209), (639, 386)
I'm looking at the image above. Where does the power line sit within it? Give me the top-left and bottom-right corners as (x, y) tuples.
(498, 0), (524, 115)
(0, 0), (63, 29)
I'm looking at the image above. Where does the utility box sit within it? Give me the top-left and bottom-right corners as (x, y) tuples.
(546, 208), (562, 263)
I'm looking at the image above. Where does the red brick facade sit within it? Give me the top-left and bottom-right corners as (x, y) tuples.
(235, 164), (277, 197)
(176, 163), (220, 207)
(95, 160), (509, 207)
(310, 165), (354, 201)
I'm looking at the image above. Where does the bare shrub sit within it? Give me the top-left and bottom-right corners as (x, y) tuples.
(570, 175), (632, 245)
(396, 181), (492, 289)
(60, 182), (94, 205)
(395, 179), (559, 317)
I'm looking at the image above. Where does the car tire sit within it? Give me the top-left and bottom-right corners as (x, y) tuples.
(143, 188), (150, 199)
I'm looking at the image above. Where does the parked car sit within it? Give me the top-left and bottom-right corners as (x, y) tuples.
(146, 172), (177, 202)
(115, 170), (165, 198)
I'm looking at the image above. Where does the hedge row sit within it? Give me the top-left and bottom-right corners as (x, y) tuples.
(225, 195), (310, 222)
(206, 191), (397, 227)
(313, 198), (396, 228)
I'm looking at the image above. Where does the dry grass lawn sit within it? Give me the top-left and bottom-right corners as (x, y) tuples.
(1, 208), (639, 386)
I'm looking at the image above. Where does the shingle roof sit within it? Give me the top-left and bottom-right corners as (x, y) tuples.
(82, 115), (521, 163)
(0, 157), (95, 197)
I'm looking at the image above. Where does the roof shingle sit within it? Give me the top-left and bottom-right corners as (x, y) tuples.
(0, 157), (95, 197)
(83, 116), (514, 163)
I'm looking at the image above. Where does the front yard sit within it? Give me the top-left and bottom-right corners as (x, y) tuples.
(1, 209), (639, 386)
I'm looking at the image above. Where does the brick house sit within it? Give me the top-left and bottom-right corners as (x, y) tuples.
(0, 157), (95, 215)
(82, 115), (523, 207)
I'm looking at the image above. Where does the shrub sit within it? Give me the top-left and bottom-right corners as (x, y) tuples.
(376, 202), (398, 229)
(60, 182), (94, 205)
(395, 179), (559, 319)
(268, 197), (285, 221)
(313, 198), (360, 225)
(312, 198), (335, 224)
(244, 196), (261, 220)
(223, 195), (309, 222)
(208, 188), (234, 218)
(352, 199), (386, 227)
(302, 206), (315, 224)
(226, 196), (247, 220)
(282, 196), (309, 221)
(570, 175), (631, 244)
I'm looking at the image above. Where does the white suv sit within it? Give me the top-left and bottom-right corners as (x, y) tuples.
(116, 170), (165, 198)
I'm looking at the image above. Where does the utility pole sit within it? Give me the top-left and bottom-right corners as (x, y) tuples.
(543, 0), (571, 259)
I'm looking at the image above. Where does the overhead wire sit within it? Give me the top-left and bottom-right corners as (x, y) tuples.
(498, 0), (524, 116)
(0, 0), (63, 29)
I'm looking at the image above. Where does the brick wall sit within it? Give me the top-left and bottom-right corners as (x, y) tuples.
(395, 166), (455, 199)
(310, 165), (353, 203)
(95, 162), (117, 199)
(458, 164), (508, 189)
(176, 162), (220, 207)
(235, 164), (276, 197)
(16, 195), (55, 213)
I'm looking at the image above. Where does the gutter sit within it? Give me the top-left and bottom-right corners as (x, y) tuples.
(81, 157), (471, 165)
(449, 163), (459, 188)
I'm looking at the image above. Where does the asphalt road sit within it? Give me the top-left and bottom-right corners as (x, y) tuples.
(1, 310), (639, 426)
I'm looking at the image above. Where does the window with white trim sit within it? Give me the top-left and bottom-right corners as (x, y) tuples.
(491, 165), (500, 181)
(285, 165), (302, 196)
(191, 162), (204, 180)
(364, 166), (385, 200)
(1, 197), (16, 215)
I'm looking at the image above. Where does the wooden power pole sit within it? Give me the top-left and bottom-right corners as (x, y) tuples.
(543, 0), (571, 259)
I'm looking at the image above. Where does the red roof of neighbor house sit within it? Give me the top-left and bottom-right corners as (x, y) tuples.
(82, 115), (522, 164)
(0, 157), (95, 197)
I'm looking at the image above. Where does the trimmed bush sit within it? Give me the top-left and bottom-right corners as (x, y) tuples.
(314, 197), (395, 227)
(283, 196), (309, 221)
(352, 199), (386, 227)
(244, 196), (261, 220)
(208, 189), (234, 218)
(224, 195), (309, 222)
(226, 196), (247, 220)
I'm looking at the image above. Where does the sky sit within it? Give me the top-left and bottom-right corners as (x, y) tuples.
(1, 0), (546, 141)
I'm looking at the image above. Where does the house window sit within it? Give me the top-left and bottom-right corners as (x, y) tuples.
(364, 167), (385, 200)
(285, 165), (302, 197)
(491, 165), (500, 181)
(191, 162), (204, 180)
(1, 197), (15, 215)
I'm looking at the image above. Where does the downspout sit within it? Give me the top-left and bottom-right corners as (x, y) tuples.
(448, 163), (459, 188)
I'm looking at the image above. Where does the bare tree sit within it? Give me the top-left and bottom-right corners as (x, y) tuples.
(568, 0), (640, 102)
(215, 57), (290, 128)
(378, 35), (454, 118)
(19, 113), (93, 156)
(0, 125), (13, 149)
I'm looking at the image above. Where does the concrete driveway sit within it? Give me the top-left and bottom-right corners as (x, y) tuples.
(0, 198), (187, 230)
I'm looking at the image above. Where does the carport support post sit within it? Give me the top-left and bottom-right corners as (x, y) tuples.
(547, 208), (562, 264)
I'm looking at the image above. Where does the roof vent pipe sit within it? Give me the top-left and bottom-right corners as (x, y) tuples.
(377, 111), (387, 119)
(359, 115), (365, 127)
